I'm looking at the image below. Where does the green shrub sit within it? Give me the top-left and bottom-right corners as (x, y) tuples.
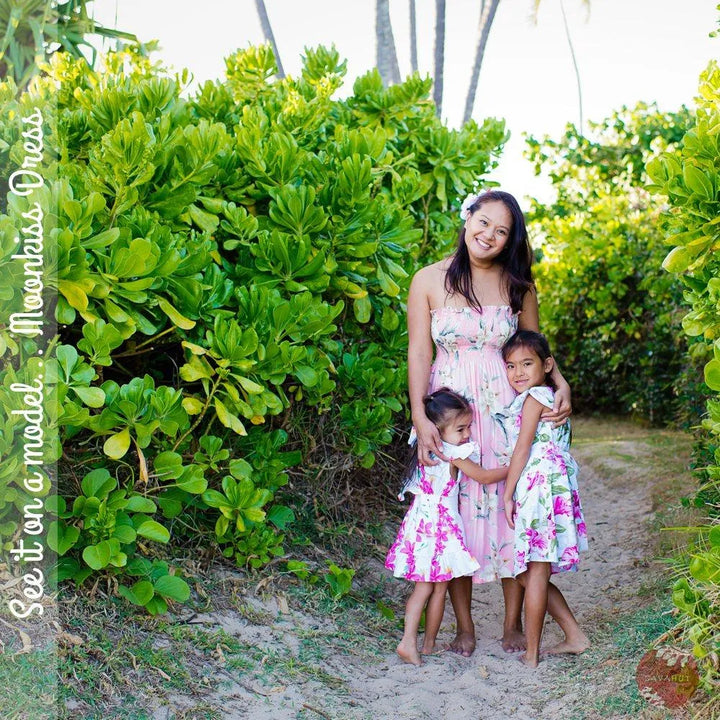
(0, 45), (506, 611)
(648, 60), (720, 691)
(527, 104), (695, 422)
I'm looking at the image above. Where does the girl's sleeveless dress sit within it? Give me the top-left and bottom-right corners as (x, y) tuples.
(428, 306), (518, 583)
(385, 441), (480, 582)
(494, 386), (588, 575)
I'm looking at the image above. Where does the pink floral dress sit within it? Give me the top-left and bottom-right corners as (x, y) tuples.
(385, 441), (480, 582)
(494, 386), (588, 575)
(429, 306), (518, 582)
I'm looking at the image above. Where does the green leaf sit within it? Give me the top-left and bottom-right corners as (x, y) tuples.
(267, 505), (294, 530)
(83, 541), (112, 570)
(157, 297), (196, 330)
(81, 469), (117, 499)
(104, 428), (131, 459)
(214, 398), (247, 435)
(47, 520), (80, 555)
(73, 386), (107, 408)
(154, 575), (191, 602)
(704, 359), (720, 391)
(662, 246), (692, 274)
(353, 295), (371, 323)
(176, 466), (207, 494)
(136, 520), (171, 543)
(130, 580), (155, 605)
(125, 496), (158, 513)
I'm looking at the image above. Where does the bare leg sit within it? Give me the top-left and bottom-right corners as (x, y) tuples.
(519, 563), (550, 668)
(501, 577), (526, 652)
(543, 581), (589, 655)
(397, 581), (434, 666)
(447, 576), (476, 656)
(421, 581), (449, 654)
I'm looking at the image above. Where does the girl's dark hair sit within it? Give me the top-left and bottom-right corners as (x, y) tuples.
(445, 190), (534, 313)
(501, 330), (556, 389)
(422, 387), (471, 429)
(404, 388), (471, 478)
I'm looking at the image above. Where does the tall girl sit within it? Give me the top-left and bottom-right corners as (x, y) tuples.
(498, 330), (589, 667)
(385, 389), (505, 666)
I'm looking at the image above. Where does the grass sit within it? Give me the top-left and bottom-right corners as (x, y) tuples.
(1, 415), (710, 718)
(0, 648), (57, 720)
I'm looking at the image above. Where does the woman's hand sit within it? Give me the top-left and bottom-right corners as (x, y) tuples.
(414, 415), (448, 465)
(540, 382), (572, 427)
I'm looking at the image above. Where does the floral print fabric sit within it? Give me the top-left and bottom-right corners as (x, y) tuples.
(428, 305), (518, 583)
(494, 386), (588, 575)
(385, 441), (481, 582)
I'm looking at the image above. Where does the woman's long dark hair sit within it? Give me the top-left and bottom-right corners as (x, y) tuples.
(403, 388), (471, 480)
(445, 190), (534, 313)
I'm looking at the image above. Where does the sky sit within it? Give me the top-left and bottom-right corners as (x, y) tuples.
(92, 0), (719, 204)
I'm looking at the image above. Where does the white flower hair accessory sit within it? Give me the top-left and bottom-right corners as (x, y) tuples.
(460, 191), (481, 220)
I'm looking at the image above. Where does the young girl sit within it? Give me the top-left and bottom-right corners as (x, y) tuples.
(496, 330), (589, 667)
(385, 388), (506, 666)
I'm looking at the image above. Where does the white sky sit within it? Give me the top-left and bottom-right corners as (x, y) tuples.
(93, 0), (719, 204)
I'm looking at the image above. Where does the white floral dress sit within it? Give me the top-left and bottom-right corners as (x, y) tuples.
(385, 441), (481, 582)
(494, 386), (588, 575)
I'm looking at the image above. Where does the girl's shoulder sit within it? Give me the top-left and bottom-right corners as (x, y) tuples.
(527, 385), (555, 410)
(501, 386), (554, 416)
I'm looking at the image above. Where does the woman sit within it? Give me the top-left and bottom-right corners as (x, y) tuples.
(406, 189), (571, 656)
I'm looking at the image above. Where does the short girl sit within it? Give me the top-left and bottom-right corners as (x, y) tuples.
(497, 330), (589, 667)
(385, 389), (506, 666)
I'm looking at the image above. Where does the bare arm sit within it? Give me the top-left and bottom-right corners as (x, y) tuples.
(518, 287), (571, 423)
(451, 458), (506, 485)
(503, 396), (544, 528)
(407, 268), (447, 464)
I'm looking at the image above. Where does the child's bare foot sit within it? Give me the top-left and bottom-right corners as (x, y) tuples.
(519, 652), (539, 668)
(421, 642), (446, 656)
(542, 634), (590, 656)
(501, 628), (526, 653)
(396, 639), (422, 666)
(448, 631), (476, 657)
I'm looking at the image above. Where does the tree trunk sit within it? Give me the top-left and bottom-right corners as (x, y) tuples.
(254, 0), (285, 78)
(433, 0), (446, 117)
(376, 0), (401, 86)
(559, 0), (584, 134)
(462, 0), (501, 124)
(409, 0), (418, 73)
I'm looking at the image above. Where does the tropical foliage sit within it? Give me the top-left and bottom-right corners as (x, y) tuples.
(0, 45), (506, 611)
(648, 60), (720, 692)
(0, 0), (137, 88)
(526, 103), (699, 424)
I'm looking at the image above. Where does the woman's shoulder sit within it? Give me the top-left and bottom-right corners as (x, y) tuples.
(413, 258), (452, 283)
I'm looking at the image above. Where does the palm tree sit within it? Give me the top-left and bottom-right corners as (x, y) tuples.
(462, 0), (501, 124)
(0, 0), (137, 89)
(254, 0), (285, 78)
(376, 0), (401, 85)
(433, 0), (445, 117)
(409, 0), (418, 73)
(557, 0), (586, 133)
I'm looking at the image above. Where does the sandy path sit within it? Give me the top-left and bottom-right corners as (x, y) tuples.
(151, 419), (688, 720)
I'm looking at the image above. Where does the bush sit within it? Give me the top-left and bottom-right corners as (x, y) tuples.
(0, 45), (506, 610)
(648, 60), (720, 691)
(526, 104), (697, 423)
